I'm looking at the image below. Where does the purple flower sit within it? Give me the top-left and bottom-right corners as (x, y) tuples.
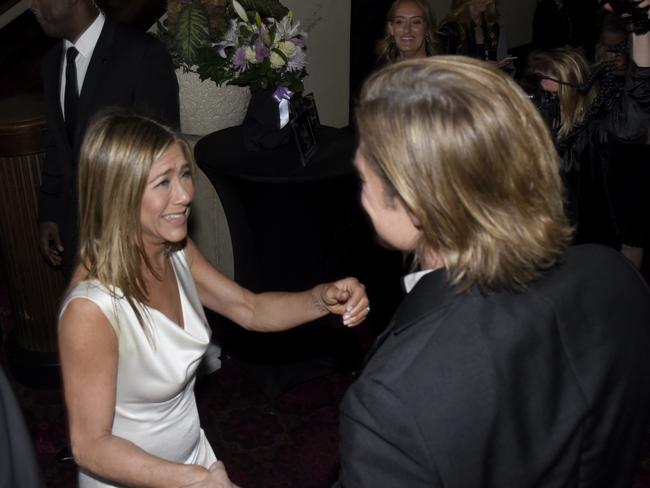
(291, 36), (305, 48)
(232, 47), (247, 70)
(254, 37), (270, 62)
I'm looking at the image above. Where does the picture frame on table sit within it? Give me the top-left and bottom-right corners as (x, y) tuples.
(290, 93), (320, 166)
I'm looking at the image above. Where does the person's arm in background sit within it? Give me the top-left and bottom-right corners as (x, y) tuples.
(631, 1), (650, 67)
(38, 57), (66, 267)
(600, 2), (650, 144)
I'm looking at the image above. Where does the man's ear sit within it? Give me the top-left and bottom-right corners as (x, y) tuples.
(408, 208), (422, 230)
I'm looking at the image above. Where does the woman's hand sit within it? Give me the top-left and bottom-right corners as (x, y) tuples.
(181, 462), (240, 488)
(315, 277), (370, 327)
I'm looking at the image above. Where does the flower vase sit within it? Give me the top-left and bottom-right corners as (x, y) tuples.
(176, 69), (251, 136)
(241, 87), (293, 151)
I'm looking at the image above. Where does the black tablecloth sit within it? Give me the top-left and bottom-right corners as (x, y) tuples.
(195, 126), (403, 399)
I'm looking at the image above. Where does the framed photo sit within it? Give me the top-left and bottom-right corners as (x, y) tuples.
(302, 93), (320, 138)
(290, 108), (318, 166)
(290, 93), (320, 166)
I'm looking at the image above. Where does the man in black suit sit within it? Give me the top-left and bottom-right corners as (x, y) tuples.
(337, 52), (650, 487)
(32, 0), (179, 276)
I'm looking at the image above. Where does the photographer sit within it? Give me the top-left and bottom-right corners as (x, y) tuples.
(526, 0), (650, 252)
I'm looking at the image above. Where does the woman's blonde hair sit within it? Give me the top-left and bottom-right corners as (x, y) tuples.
(439, 0), (499, 51)
(356, 56), (573, 291)
(527, 47), (596, 137)
(77, 109), (195, 330)
(377, 0), (440, 64)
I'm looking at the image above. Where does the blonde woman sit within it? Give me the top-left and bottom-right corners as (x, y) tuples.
(59, 110), (369, 488)
(376, 0), (439, 65)
(438, 0), (513, 66)
(527, 7), (650, 250)
(335, 55), (650, 487)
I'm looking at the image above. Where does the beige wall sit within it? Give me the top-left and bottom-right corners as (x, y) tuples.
(429, 0), (536, 49)
(283, 0), (351, 128)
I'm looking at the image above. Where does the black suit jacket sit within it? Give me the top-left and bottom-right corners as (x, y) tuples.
(38, 17), (179, 267)
(337, 244), (650, 487)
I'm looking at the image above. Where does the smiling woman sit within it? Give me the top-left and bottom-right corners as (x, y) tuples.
(376, 0), (439, 65)
(57, 109), (370, 488)
(140, 143), (194, 252)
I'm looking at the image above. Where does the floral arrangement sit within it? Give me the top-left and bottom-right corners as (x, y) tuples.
(158, 0), (307, 93)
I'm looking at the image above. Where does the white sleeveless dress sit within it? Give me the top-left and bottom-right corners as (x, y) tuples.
(60, 250), (218, 487)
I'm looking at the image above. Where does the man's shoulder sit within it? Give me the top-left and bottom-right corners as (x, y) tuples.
(107, 19), (167, 52)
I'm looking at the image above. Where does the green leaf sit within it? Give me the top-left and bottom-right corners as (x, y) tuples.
(235, 0), (288, 20)
(174, 5), (210, 66)
(232, 0), (249, 22)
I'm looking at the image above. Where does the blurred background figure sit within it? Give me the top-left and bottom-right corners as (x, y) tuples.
(438, 0), (513, 68)
(595, 13), (650, 268)
(31, 0), (179, 279)
(531, 0), (601, 57)
(376, 0), (440, 65)
(526, 3), (649, 257)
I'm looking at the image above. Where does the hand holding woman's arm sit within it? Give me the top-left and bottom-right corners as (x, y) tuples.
(59, 299), (209, 487)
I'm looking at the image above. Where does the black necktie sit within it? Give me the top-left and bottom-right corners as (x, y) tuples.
(64, 46), (79, 146)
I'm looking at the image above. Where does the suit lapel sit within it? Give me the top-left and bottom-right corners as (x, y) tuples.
(76, 17), (116, 150)
(43, 42), (67, 146)
(364, 269), (459, 362)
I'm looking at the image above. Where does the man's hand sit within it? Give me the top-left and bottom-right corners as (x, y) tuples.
(181, 461), (241, 488)
(39, 221), (63, 266)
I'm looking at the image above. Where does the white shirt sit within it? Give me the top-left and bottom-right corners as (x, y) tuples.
(60, 12), (106, 119)
(402, 269), (434, 294)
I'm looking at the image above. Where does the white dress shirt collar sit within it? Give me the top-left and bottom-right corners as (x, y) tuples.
(402, 269), (435, 294)
(64, 12), (105, 58)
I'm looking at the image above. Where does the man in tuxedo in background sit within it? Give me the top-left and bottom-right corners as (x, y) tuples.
(31, 0), (179, 278)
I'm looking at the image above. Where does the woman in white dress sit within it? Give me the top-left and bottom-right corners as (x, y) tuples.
(58, 110), (370, 488)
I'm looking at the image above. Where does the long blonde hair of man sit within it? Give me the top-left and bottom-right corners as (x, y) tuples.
(356, 56), (573, 292)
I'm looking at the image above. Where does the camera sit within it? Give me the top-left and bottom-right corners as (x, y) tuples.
(601, 0), (650, 34)
(519, 73), (562, 132)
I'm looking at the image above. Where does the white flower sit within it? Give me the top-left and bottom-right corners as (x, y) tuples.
(278, 40), (296, 58)
(270, 51), (286, 68)
(215, 18), (241, 58)
(245, 46), (258, 64)
(274, 13), (306, 40)
(287, 47), (306, 71)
